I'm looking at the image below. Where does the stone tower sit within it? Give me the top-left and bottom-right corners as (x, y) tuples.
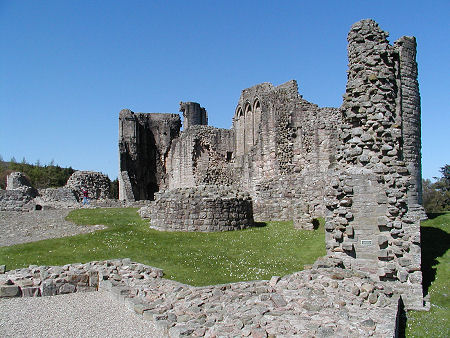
(118, 109), (181, 201)
(180, 102), (208, 129)
(324, 19), (423, 309)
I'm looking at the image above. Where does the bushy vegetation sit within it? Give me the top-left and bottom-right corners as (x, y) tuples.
(0, 208), (325, 286)
(0, 157), (74, 190)
(423, 164), (450, 214)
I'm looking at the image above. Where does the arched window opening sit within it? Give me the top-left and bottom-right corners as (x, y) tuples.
(244, 102), (253, 151)
(235, 107), (245, 156)
(253, 100), (261, 145)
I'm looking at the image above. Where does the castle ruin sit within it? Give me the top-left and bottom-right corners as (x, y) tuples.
(118, 19), (425, 309)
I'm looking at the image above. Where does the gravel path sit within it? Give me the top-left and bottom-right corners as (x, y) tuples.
(0, 209), (106, 247)
(0, 210), (159, 337)
(0, 291), (157, 337)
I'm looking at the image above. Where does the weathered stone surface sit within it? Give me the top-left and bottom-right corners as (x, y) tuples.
(323, 19), (424, 310)
(66, 171), (111, 200)
(0, 172), (38, 211)
(141, 186), (254, 232)
(0, 285), (21, 297)
(1, 258), (402, 336)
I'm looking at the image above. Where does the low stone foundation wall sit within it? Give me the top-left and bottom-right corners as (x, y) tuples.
(141, 186), (254, 232)
(0, 259), (162, 298)
(0, 258), (401, 337)
(0, 190), (34, 211)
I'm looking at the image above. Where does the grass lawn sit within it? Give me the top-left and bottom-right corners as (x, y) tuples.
(0, 208), (325, 286)
(405, 212), (450, 338)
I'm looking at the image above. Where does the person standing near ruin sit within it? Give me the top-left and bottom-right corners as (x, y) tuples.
(82, 188), (89, 206)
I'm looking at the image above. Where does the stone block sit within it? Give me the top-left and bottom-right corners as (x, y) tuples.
(0, 285), (21, 298)
(76, 286), (97, 292)
(269, 276), (280, 287)
(342, 241), (354, 251)
(41, 280), (57, 296)
(59, 283), (76, 294)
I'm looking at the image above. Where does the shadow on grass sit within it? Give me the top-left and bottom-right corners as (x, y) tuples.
(421, 226), (450, 296)
(253, 221), (267, 228)
(426, 212), (447, 220)
(396, 297), (407, 338)
(312, 218), (320, 230)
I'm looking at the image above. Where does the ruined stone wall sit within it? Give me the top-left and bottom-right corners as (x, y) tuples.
(118, 85), (339, 222)
(0, 190), (34, 211)
(180, 101), (208, 129)
(141, 186), (253, 232)
(166, 126), (235, 189)
(324, 19), (423, 309)
(0, 259), (162, 298)
(6, 172), (38, 197)
(1, 258), (401, 337)
(0, 172), (37, 211)
(34, 187), (79, 208)
(119, 109), (181, 201)
(66, 171), (111, 200)
(232, 81), (340, 221)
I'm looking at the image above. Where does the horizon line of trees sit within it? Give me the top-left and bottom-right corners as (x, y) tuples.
(0, 155), (119, 198)
(0, 156), (75, 190)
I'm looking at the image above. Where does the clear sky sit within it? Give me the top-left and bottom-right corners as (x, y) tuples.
(1, 0), (448, 180)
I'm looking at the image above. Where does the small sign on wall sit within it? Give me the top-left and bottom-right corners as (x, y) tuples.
(360, 239), (372, 246)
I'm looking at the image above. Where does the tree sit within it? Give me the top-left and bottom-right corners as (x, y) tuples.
(110, 179), (119, 199)
(423, 164), (450, 213)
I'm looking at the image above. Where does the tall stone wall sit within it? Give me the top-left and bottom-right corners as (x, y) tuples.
(324, 19), (423, 309)
(166, 126), (235, 189)
(232, 80), (340, 220)
(119, 109), (181, 201)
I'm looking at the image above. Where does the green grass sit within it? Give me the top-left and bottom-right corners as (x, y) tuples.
(0, 208), (325, 286)
(406, 212), (450, 338)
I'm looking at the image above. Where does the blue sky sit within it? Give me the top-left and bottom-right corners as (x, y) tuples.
(1, 1), (448, 180)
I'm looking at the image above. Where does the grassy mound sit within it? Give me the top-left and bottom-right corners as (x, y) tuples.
(0, 208), (325, 286)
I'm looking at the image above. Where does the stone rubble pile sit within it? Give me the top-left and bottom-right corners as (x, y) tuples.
(0, 258), (400, 337)
(140, 186), (254, 232)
